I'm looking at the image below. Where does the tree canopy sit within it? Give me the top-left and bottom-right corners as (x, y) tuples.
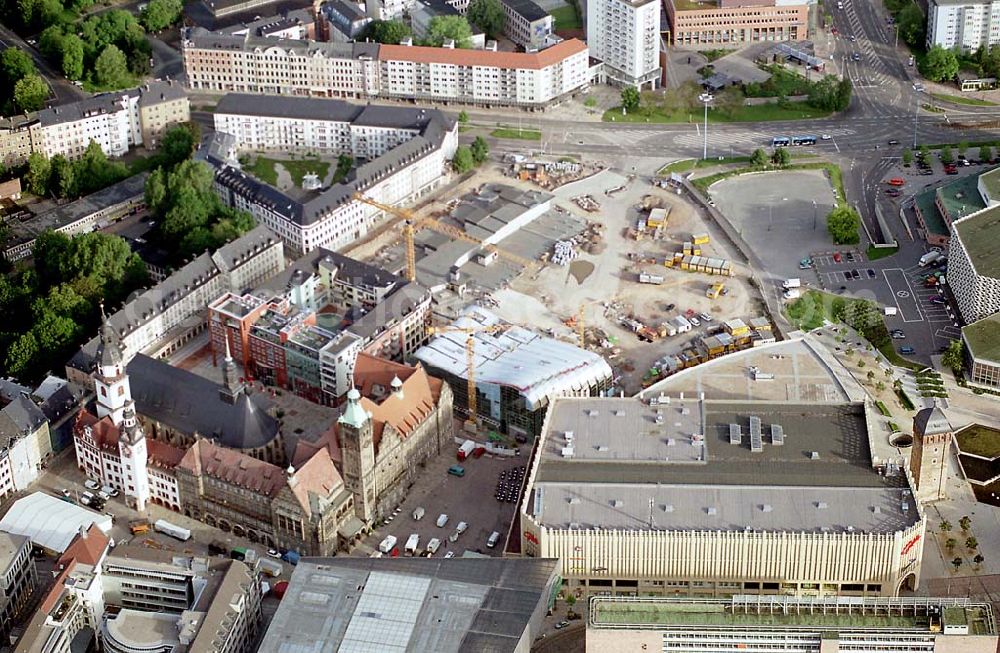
(807, 75), (852, 111)
(468, 0), (505, 39)
(13, 74), (49, 112)
(942, 339), (964, 371)
(826, 205), (861, 245)
(896, 2), (925, 46)
(621, 86), (640, 112)
(94, 45), (130, 88)
(452, 146), (475, 173)
(922, 45), (959, 82)
(364, 19), (411, 44)
(140, 0), (183, 32)
(425, 15), (473, 48)
(26, 141), (130, 200)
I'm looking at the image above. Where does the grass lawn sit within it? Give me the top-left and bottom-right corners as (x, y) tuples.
(955, 425), (1000, 458)
(604, 101), (831, 124)
(243, 156), (330, 187)
(491, 127), (542, 141)
(550, 4), (582, 29)
(867, 245), (899, 260)
(930, 92), (997, 107)
(785, 290), (844, 331)
(82, 74), (139, 94)
(877, 341), (923, 371)
(658, 156), (752, 175)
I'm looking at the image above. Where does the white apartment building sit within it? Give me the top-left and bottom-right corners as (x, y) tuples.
(926, 0), (1000, 51)
(66, 226), (285, 386)
(947, 205), (1000, 323)
(2, 81), (190, 165)
(210, 96), (457, 256)
(181, 28), (591, 108)
(587, 0), (661, 88)
(0, 396), (53, 504)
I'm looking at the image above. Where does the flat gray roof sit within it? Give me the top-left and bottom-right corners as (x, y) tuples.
(258, 558), (558, 653)
(529, 398), (919, 533)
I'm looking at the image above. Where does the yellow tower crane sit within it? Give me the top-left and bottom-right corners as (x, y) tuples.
(352, 193), (540, 284)
(426, 322), (515, 432)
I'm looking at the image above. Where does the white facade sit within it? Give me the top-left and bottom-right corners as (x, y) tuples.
(927, 0), (1000, 51)
(948, 208), (1000, 323)
(587, 0), (661, 88)
(34, 95), (139, 160)
(182, 30), (590, 108)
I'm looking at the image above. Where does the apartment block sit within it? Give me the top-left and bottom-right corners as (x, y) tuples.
(0, 81), (189, 167)
(0, 534), (36, 645)
(181, 28), (590, 107)
(962, 313), (1000, 390)
(0, 395), (53, 504)
(948, 205), (1000, 323)
(210, 95), (457, 256)
(927, 0), (1000, 52)
(500, 0), (554, 48)
(587, 0), (660, 88)
(666, 0), (809, 48)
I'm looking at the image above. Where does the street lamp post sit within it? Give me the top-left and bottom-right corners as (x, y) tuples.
(699, 93), (713, 160)
(912, 89), (922, 149)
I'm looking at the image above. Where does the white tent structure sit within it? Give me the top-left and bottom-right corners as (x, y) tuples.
(0, 492), (113, 553)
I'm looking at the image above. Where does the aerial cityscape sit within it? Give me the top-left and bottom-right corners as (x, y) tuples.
(0, 0), (999, 649)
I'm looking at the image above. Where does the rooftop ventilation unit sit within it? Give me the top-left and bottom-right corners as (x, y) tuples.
(588, 410), (600, 417)
(691, 434), (704, 445)
(564, 431), (574, 442)
(666, 438), (675, 446)
(614, 410), (625, 417)
(706, 507), (717, 516)
(902, 502), (909, 512)
(771, 424), (784, 446)
(816, 502), (828, 509)
(663, 504), (674, 512)
(568, 497), (580, 505)
(810, 451), (820, 460)
(750, 416), (763, 453)
(729, 423), (742, 445)
(612, 500), (623, 508)
(561, 446), (574, 458)
(597, 445), (609, 452)
(761, 504), (773, 513)
(872, 506), (881, 514)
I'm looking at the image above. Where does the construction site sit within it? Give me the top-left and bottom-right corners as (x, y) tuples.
(346, 160), (770, 397)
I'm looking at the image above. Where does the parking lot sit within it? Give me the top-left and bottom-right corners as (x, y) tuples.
(806, 245), (960, 363)
(355, 446), (526, 559)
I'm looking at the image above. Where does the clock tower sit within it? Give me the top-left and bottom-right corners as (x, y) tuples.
(94, 304), (130, 426)
(118, 400), (151, 512)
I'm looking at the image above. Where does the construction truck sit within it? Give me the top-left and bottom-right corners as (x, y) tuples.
(706, 283), (725, 299)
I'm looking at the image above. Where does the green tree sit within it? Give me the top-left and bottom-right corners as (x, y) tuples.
(4, 332), (39, 379)
(807, 75), (842, 111)
(453, 145), (475, 173)
(94, 45), (130, 88)
(897, 2), (925, 46)
(715, 85), (744, 117)
(959, 515), (972, 531)
(867, 370), (876, 382)
(875, 381), (885, 393)
(73, 141), (128, 196)
(458, 110), (469, 123)
(13, 74), (49, 112)
(966, 536), (978, 550)
(836, 77), (853, 110)
(940, 520), (952, 532)
(922, 45), (959, 82)
(61, 34), (85, 80)
(974, 553), (985, 566)
(140, 0), (183, 31)
(902, 148), (913, 165)
(946, 537), (957, 550)
(621, 86), (640, 113)
(827, 205), (860, 245)
(919, 144), (929, 160)
(365, 19), (411, 44)
(751, 148), (769, 168)
(39, 25), (65, 63)
(1, 49), (37, 87)
(26, 153), (51, 196)
(958, 140), (969, 156)
(49, 154), (75, 199)
(771, 147), (791, 166)
(979, 144), (993, 162)
(470, 136), (489, 165)
(467, 0), (505, 38)
(940, 146), (954, 164)
(159, 123), (200, 168)
(942, 339), (964, 371)
(952, 557), (963, 570)
(426, 15), (473, 48)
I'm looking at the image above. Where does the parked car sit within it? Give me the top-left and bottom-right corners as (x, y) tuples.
(833, 252), (842, 263)
(851, 269), (861, 279)
(867, 269), (877, 278)
(930, 296), (946, 304)
(698, 313), (713, 322)
(689, 317), (701, 327)
(267, 549), (281, 558)
(447, 465), (465, 477)
(555, 621), (570, 630)
(900, 346), (915, 354)
(84, 479), (100, 491)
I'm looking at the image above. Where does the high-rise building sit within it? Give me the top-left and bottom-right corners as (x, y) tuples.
(587, 0), (661, 88)
(947, 205), (1000, 324)
(927, 0), (1000, 51)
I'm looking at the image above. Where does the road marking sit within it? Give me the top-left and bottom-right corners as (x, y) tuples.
(883, 268), (922, 322)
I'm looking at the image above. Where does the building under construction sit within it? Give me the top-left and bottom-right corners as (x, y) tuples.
(414, 306), (613, 439)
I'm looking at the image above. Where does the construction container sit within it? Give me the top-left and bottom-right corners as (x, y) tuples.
(748, 316), (771, 332)
(723, 318), (750, 337)
(647, 207), (670, 227)
(692, 232), (710, 245)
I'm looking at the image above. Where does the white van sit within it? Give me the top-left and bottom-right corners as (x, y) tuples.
(486, 531), (501, 548)
(426, 538), (441, 554)
(436, 514), (449, 528)
(378, 535), (398, 553)
(405, 534), (420, 555)
(412, 507), (425, 521)
(80, 491), (95, 506)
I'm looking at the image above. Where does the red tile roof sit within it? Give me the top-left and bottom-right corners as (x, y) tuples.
(378, 39), (587, 71)
(289, 449), (345, 515)
(59, 524), (109, 567)
(178, 439), (287, 497)
(74, 410), (184, 469)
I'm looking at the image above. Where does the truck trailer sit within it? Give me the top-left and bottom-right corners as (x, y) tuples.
(154, 520), (191, 541)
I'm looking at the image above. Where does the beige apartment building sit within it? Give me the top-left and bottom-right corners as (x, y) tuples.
(666, 0), (809, 48)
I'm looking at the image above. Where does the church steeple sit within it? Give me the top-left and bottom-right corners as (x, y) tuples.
(94, 302), (131, 426)
(219, 336), (245, 405)
(118, 398), (150, 512)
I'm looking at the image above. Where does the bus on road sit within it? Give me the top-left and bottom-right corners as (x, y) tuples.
(771, 136), (791, 147)
(792, 135), (817, 146)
